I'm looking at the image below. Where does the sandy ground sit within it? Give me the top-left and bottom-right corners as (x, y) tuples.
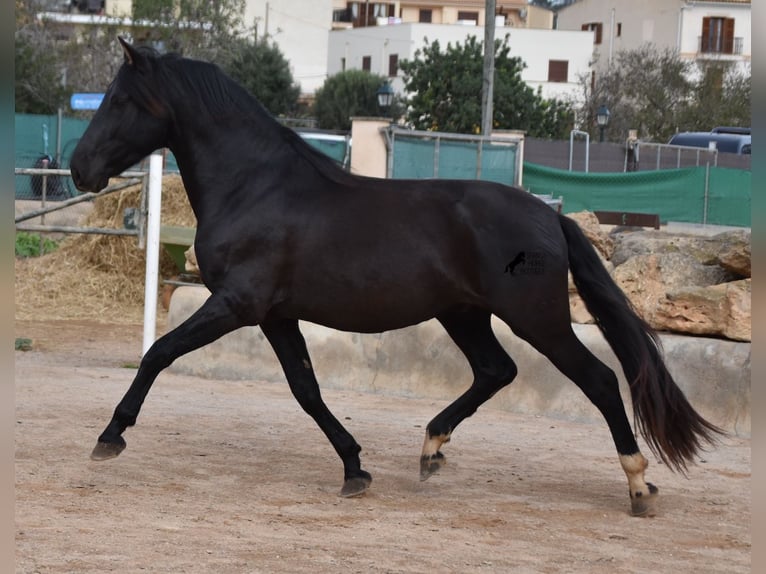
(15, 319), (750, 574)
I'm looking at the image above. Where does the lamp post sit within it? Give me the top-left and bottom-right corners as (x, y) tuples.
(596, 104), (611, 142)
(376, 81), (394, 118)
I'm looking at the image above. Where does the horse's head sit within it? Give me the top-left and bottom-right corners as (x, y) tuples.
(70, 37), (171, 193)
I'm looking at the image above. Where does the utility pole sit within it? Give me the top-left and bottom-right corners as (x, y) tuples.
(481, 0), (496, 136)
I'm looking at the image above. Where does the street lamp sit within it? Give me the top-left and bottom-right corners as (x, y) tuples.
(376, 81), (394, 117)
(596, 104), (611, 142)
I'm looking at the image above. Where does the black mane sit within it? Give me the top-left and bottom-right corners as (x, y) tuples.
(119, 47), (354, 185)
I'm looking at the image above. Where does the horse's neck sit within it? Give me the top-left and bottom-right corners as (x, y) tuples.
(167, 107), (290, 218)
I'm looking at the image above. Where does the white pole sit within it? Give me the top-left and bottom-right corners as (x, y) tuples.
(142, 152), (163, 356)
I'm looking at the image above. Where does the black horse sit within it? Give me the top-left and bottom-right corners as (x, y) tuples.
(70, 38), (720, 515)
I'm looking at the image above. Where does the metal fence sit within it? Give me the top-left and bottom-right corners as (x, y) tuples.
(15, 168), (150, 244)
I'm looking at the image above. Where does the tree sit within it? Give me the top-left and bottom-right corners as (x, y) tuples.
(15, 29), (68, 114)
(527, 0), (578, 10)
(577, 44), (751, 142)
(220, 37), (300, 116)
(313, 70), (392, 131)
(399, 35), (573, 138)
(14, 0), (249, 116)
(683, 61), (751, 131)
(14, 0), (69, 114)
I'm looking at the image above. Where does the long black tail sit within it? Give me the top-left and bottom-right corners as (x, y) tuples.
(558, 213), (722, 472)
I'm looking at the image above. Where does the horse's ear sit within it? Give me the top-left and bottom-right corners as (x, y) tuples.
(118, 36), (142, 68)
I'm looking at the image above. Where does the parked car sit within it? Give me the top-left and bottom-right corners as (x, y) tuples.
(668, 131), (751, 155)
(710, 126), (751, 136)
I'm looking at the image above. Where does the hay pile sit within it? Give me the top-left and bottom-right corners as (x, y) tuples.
(15, 175), (196, 324)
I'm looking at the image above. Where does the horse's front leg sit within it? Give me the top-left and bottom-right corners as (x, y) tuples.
(260, 318), (372, 497)
(91, 292), (247, 460)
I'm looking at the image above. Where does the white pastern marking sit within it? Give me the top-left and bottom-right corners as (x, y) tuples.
(421, 431), (451, 458)
(619, 452), (650, 496)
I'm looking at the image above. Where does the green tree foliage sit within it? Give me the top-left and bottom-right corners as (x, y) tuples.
(15, 32), (68, 114)
(313, 70), (392, 131)
(220, 37), (301, 116)
(14, 1), (69, 113)
(399, 35), (573, 137)
(14, 0), (248, 115)
(578, 44), (751, 142)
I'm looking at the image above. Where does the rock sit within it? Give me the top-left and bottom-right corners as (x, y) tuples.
(567, 211), (614, 260)
(564, 212), (750, 342)
(612, 231), (714, 267)
(613, 252), (731, 319)
(653, 279), (751, 341)
(714, 230), (751, 278)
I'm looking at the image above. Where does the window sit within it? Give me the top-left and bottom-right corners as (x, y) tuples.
(419, 9), (432, 23)
(617, 23), (622, 37)
(581, 22), (603, 45)
(348, 1), (394, 27)
(701, 17), (735, 54)
(388, 54), (398, 77)
(457, 11), (479, 23)
(548, 60), (569, 83)
(362, 55), (371, 72)
(341, 57), (346, 72)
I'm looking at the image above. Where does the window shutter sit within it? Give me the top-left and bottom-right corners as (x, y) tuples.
(701, 17), (711, 52)
(723, 18), (735, 54)
(388, 54), (398, 77)
(548, 60), (569, 83)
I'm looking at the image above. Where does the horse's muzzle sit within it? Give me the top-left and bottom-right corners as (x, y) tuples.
(70, 165), (108, 193)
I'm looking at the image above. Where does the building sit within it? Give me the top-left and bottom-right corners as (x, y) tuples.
(555, 0), (751, 74)
(243, 1), (335, 96)
(328, 22), (594, 101)
(46, 0), (594, 102)
(329, 1), (554, 30)
(241, 1), (559, 96)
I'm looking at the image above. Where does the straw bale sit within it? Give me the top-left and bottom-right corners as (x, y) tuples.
(15, 175), (196, 324)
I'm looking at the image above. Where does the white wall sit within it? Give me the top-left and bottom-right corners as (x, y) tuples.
(328, 23), (594, 101)
(680, 4), (751, 59)
(242, 0), (334, 95)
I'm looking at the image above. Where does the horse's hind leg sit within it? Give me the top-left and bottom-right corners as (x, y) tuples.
(507, 312), (657, 516)
(421, 308), (517, 480)
(260, 318), (371, 498)
(91, 292), (248, 460)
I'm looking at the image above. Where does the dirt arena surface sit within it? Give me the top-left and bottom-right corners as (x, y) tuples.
(15, 320), (750, 573)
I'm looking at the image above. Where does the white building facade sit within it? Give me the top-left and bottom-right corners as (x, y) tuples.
(555, 0), (751, 74)
(328, 22), (595, 101)
(242, 1), (336, 96)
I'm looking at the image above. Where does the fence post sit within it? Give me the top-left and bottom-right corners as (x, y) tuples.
(142, 152), (163, 356)
(703, 162), (710, 225)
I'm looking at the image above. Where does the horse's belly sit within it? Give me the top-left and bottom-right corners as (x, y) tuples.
(279, 282), (465, 333)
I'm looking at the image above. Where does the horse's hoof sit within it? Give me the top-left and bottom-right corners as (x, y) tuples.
(339, 474), (372, 498)
(630, 482), (659, 517)
(420, 452), (446, 481)
(90, 439), (126, 461)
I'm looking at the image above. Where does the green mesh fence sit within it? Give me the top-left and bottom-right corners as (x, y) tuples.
(15, 114), (350, 199)
(392, 134), (517, 185)
(522, 162), (750, 227)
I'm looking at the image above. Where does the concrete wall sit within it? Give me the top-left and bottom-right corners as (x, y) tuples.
(350, 117), (390, 178)
(166, 286), (750, 437)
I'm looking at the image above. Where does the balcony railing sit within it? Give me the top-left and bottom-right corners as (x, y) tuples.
(697, 36), (745, 56)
